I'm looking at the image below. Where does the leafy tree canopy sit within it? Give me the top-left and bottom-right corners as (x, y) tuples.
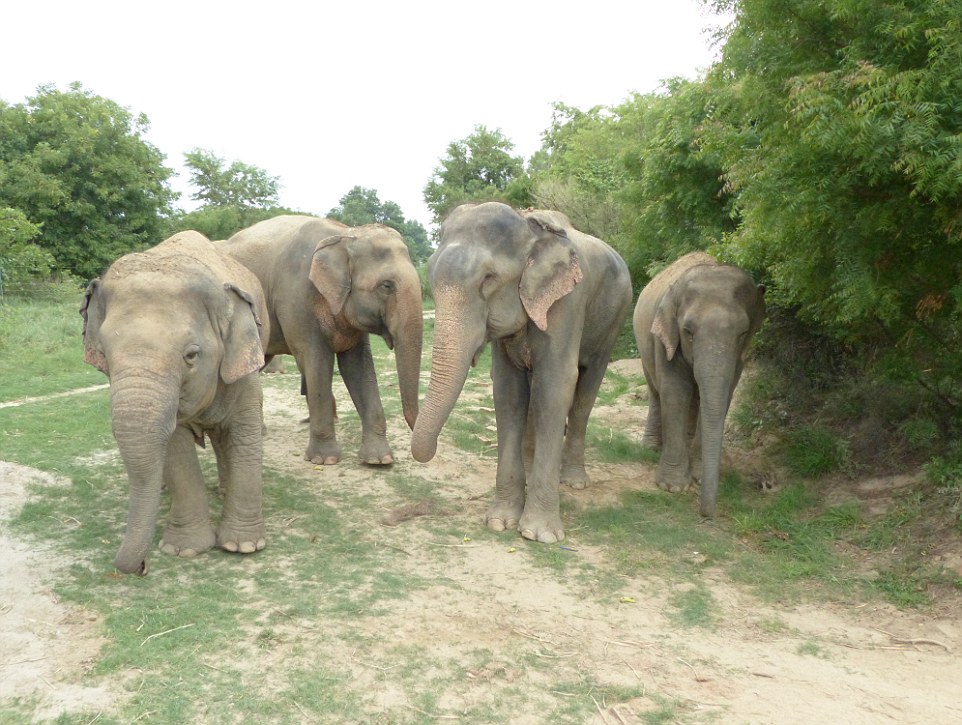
(701, 0), (962, 400)
(328, 186), (431, 264)
(183, 148), (281, 208)
(422, 125), (530, 224)
(0, 82), (176, 278)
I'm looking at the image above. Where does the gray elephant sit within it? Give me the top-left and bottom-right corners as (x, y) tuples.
(411, 202), (632, 543)
(221, 215), (422, 465)
(633, 251), (766, 517)
(81, 231), (270, 575)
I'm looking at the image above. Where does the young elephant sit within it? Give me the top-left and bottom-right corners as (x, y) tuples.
(412, 202), (633, 543)
(221, 215), (422, 466)
(633, 252), (766, 517)
(81, 231), (270, 575)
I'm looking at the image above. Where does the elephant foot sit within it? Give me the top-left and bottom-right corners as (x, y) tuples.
(360, 437), (394, 466)
(561, 464), (590, 490)
(217, 521), (267, 554)
(655, 474), (693, 493)
(305, 439), (342, 466)
(159, 524), (216, 558)
(486, 499), (523, 533)
(518, 509), (565, 544)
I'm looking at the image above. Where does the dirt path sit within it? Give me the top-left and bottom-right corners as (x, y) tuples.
(2, 369), (961, 722)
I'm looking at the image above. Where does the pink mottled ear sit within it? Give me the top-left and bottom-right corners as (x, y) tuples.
(519, 219), (583, 331)
(80, 279), (108, 374)
(220, 283), (265, 384)
(651, 293), (680, 361)
(309, 235), (354, 315)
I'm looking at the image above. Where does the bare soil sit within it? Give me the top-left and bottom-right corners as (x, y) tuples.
(3, 360), (962, 723)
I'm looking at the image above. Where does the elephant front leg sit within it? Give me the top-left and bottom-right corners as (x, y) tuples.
(560, 356), (609, 490)
(159, 426), (216, 558)
(210, 391), (266, 554)
(487, 347), (528, 532)
(518, 362), (578, 543)
(655, 373), (695, 493)
(298, 348), (342, 465)
(338, 339), (394, 465)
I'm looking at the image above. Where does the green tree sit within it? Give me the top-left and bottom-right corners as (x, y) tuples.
(0, 207), (54, 295)
(702, 0), (962, 405)
(183, 148), (281, 208)
(173, 150), (288, 241)
(328, 186), (432, 263)
(0, 83), (176, 278)
(422, 125), (529, 224)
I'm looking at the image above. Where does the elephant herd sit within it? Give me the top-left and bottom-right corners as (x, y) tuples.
(81, 202), (764, 575)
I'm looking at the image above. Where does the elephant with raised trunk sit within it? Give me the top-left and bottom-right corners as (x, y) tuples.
(633, 252), (766, 517)
(412, 202), (632, 543)
(81, 231), (270, 575)
(222, 215), (422, 465)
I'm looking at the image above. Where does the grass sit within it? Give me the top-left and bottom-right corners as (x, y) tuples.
(1, 294), (959, 723)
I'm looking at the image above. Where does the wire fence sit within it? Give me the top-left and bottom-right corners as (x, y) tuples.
(0, 262), (84, 303)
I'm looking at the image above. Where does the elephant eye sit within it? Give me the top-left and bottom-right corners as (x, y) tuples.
(184, 345), (201, 366)
(379, 280), (395, 293)
(480, 272), (498, 297)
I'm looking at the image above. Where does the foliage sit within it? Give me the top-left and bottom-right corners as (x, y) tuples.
(183, 148), (280, 208)
(422, 125), (529, 224)
(0, 207), (56, 295)
(701, 0), (962, 411)
(529, 103), (630, 246)
(169, 204), (294, 242)
(328, 185), (432, 263)
(0, 83), (177, 278)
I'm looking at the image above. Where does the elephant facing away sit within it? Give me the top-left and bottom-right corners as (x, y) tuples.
(81, 231), (270, 575)
(633, 252), (766, 517)
(412, 202), (633, 543)
(221, 215), (423, 466)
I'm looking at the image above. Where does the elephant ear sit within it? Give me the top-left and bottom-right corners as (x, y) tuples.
(309, 235), (354, 315)
(220, 283), (266, 384)
(651, 286), (681, 361)
(519, 217), (583, 332)
(80, 278), (108, 374)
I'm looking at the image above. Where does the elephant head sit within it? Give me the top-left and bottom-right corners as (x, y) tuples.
(651, 263), (765, 516)
(308, 224), (423, 430)
(411, 202), (582, 463)
(81, 232), (266, 574)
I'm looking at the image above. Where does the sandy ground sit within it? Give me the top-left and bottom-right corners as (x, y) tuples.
(2, 360), (962, 723)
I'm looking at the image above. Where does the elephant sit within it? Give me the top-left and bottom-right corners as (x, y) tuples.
(81, 231), (270, 575)
(411, 202), (633, 543)
(633, 251), (766, 517)
(221, 215), (422, 465)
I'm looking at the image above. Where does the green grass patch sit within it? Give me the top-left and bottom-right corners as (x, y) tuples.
(0, 294), (106, 400)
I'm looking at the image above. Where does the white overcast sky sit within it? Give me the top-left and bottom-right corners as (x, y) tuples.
(1, 0), (726, 230)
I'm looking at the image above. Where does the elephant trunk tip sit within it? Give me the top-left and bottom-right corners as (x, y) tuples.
(411, 433), (438, 463)
(114, 553), (149, 576)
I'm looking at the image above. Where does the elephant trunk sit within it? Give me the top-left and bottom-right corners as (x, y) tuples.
(694, 354), (735, 518)
(389, 278), (424, 431)
(108, 370), (178, 574)
(411, 295), (484, 463)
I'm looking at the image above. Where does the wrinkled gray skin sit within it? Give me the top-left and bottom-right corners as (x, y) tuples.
(633, 252), (766, 517)
(221, 215), (422, 465)
(81, 231), (270, 575)
(412, 202), (632, 543)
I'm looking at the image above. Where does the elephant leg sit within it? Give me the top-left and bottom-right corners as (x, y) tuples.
(519, 357), (579, 543)
(488, 345), (528, 533)
(159, 426), (216, 558)
(561, 356), (609, 490)
(338, 338), (393, 465)
(296, 346), (342, 465)
(655, 372), (695, 493)
(641, 361), (662, 449)
(209, 391), (266, 554)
